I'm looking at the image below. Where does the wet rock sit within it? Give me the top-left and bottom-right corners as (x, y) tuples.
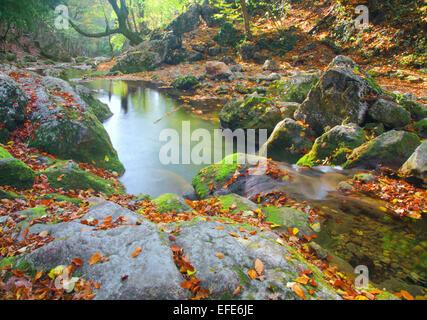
(263, 206), (312, 236)
(294, 56), (379, 135)
(259, 118), (315, 163)
(353, 173), (377, 183)
(74, 85), (113, 122)
(297, 124), (366, 167)
(401, 141), (427, 183)
(367, 99), (411, 128)
(22, 201), (188, 300)
(343, 130), (421, 170)
(205, 61), (232, 80)
(0, 146), (36, 189)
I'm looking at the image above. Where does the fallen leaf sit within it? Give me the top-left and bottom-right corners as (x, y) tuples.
(248, 269), (258, 280)
(293, 283), (306, 300)
(254, 258), (264, 276)
(89, 252), (101, 265)
(216, 253), (223, 259)
(132, 246), (142, 258)
(233, 285), (242, 296)
(71, 258), (83, 266)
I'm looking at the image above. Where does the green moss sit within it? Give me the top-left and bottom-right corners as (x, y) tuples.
(192, 154), (241, 199)
(414, 118), (427, 138)
(281, 76), (319, 103)
(43, 161), (123, 195)
(171, 76), (199, 90)
(40, 193), (82, 205)
(0, 189), (25, 200)
(0, 147), (37, 189)
(153, 193), (191, 213)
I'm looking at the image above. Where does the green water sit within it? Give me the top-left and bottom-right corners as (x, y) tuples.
(86, 79), (230, 197)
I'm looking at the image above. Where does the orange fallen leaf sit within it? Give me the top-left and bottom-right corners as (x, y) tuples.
(233, 285), (242, 296)
(400, 290), (414, 300)
(216, 253), (223, 259)
(248, 269), (258, 280)
(132, 246), (142, 258)
(71, 258), (83, 266)
(215, 226), (224, 230)
(293, 283), (306, 300)
(89, 252), (101, 265)
(228, 232), (238, 238)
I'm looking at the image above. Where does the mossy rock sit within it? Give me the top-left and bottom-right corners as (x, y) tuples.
(192, 153), (262, 199)
(74, 85), (112, 122)
(153, 193), (191, 213)
(43, 161), (123, 195)
(367, 99), (411, 129)
(297, 124), (366, 167)
(0, 189), (25, 200)
(262, 206), (313, 236)
(171, 75), (199, 90)
(414, 118), (427, 138)
(0, 147), (37, 189)
(343, 130), (421, 170)
(213, 22), (244, 48)
(280, 74), (319, 103)
(219, 96), (283, 134)
(216, 193), (258, 214)
(400, 100), (427, 121)
(353, 173), (376, 183)
(260, 118), (314, 163)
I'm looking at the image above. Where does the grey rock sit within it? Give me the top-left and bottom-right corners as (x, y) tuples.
(368, 99), (411, 128)
(401, 141), (427, 183)
(0, 72), (27, 131)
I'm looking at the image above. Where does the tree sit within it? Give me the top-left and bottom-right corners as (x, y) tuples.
(67, 0), (143, 46)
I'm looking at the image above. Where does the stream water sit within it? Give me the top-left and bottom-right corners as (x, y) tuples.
(85, 79), (426, 295)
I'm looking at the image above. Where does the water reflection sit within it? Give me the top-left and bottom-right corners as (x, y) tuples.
(86, 79), (229, 197)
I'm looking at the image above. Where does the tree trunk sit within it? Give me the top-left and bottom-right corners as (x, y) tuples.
(239, 0), (251, 38)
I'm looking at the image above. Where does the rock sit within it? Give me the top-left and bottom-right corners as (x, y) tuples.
(171, 75), (199, 90)
(200, 0), (222, 27)
(185, 50), (204, 62)
(219, 95), (283, 134)
(166, 3), (202, 35)
(34, 23), (71, 62)
(0, 147), (36, 189)
(43, 160), (123, 195)
(400, 100), (427, 121)
(213, 22), (244, 48)
(367, 99), (411, 128)
(207, 46), (224, 57)
(343, 130), (421, 170)
(205, 61), (232, 81)
(21, 76), (123, 173)
(153, 193), (191, 213)
(239, 42), (258, 62)
(220, 56), (236, 65)
(216, 193), (259, 213)
(353, 173), (376, 183)
(230, 64), (244, 73)
(0, 72), (27, 133)
(259, 118), (315, 163)
(74, 85), (112, 122)
(414, 118), (427, 138)
(172, 218), (340, 299)
(337, 181), (353, 192)
(21, 201), (188, 300)
(280, 73), (319, 103)
(294, 56), (379, 135)
(297, 124), (367, 167)
(111, 40), (168, 74)
(263, 206), (312, 236)
(263, 60), (281, 72)
(277, 102), (300, 119)
(401, 141), (427, 183)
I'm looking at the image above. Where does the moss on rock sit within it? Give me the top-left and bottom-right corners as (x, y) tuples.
(153, 193), (191, 213)
(0, 147), (37, 189)
(171, 75), (199, 90)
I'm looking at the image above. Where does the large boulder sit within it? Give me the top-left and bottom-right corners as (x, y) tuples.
(414, 118), (427, 138)
(34, 24), (71, 62)
(74, 85), (113, 122)
(367, 99), (411, 129)
(259, 118), (315, 163)
(294, 56), (379, 135)
(166, 3), (202, 35)
(343, 130), (421, 170)
(400, 100), (427, 121)
(279, 73), (320, 103)
(205, 61), (232, 80)
(400, 141), (427, 183)
(0, 146), (36, 189)
(19, 75), (124, 173)
(172, 218), (340, 300)
(0, 73), (27, 137)
(219, 95), (283, 134)
(21, 201), (188, 300)
(110, 40), (168, 74)
(297, 124), (367, 167)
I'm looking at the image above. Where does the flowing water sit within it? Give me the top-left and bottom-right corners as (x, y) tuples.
(85, 79), (426, 295)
